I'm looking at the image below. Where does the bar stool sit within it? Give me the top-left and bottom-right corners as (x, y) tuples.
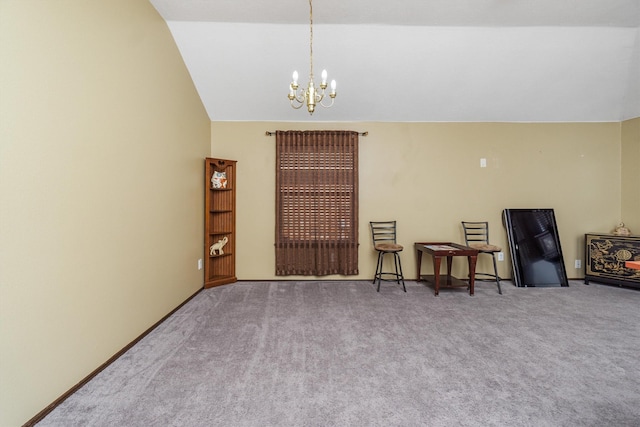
(461, 221), (502, 294)
(370, 221), (406, 292)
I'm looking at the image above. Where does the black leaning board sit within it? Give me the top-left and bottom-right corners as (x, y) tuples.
(503, 208), (569, 288)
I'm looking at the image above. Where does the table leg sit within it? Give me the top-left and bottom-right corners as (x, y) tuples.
(432, 255), (442, 296)
(467, 255), (477, 296)
(446, 256), (453, 278)
(416, 249), (422, 282)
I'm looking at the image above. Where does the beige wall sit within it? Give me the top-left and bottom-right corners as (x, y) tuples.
(621, 117), (640, 232)
(212, 121), (622, 282)
(0, 1), (210, 425)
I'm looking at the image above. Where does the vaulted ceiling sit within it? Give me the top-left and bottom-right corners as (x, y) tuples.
(149, 0), (640, 122)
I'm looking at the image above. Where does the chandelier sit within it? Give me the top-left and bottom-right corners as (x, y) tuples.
(288, 0), (336, 114)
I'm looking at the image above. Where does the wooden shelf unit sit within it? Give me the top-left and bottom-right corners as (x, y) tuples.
(204, 158), (237, 288)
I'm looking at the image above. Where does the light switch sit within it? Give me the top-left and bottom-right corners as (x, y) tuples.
(480, 158), (487, 168)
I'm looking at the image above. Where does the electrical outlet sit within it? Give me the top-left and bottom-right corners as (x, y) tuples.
(575, 259), (581, 269)
(497, 252), (504, 261)
(198, 258), (203, 270)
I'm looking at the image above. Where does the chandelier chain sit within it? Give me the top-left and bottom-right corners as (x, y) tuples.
(309, 0), (313, 81)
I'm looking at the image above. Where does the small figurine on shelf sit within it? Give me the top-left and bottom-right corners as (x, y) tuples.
(613, 222), (631, 236)
(211, 171), (227, 189)
(210, 236), (229, 256)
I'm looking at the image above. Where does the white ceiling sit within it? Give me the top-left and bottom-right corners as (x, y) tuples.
(149, 0), (640, 122)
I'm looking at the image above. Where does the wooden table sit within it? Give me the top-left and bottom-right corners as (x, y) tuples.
(415, 242), (479, 296)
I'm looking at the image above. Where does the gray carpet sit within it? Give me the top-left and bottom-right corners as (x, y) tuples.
(38, 280), (640, 427)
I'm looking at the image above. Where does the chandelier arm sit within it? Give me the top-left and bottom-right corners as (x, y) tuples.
(319, 96), (335, 108)
(294, 88), (306, 104)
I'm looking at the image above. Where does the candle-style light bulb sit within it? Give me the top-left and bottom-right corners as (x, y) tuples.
(330, 79), (337, 93)
(292, 71), (298, 85)
(321, 69), (327, 85)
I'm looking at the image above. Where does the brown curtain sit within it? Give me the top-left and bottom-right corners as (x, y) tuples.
(275, 130), (359, 276)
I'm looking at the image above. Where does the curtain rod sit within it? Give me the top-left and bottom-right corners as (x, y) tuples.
(265, 131), (368, 136)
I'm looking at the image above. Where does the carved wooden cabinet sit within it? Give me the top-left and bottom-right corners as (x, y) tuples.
(585, 233), (640, 289)
(204, 158), (237, 288)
